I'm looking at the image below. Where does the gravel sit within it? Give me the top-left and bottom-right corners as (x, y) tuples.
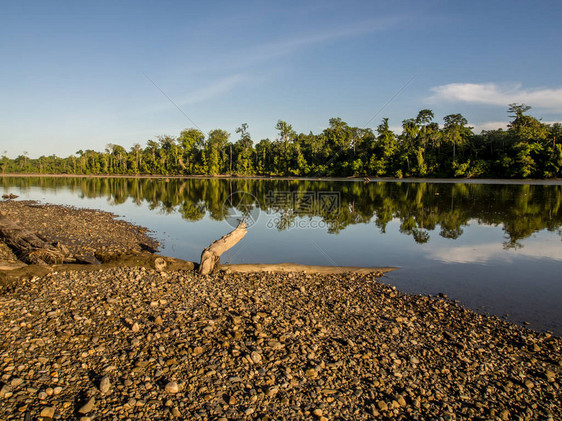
(1, 267), (560, 420)
(0, 200), (159, 258)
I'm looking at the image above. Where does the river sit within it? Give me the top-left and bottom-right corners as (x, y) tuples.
(3, 176), (562, 335)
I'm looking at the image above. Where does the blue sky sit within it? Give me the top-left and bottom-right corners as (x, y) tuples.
(1, 0), (562, 158)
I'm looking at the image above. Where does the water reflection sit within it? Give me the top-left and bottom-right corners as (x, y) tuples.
(3, 176), (561, 250)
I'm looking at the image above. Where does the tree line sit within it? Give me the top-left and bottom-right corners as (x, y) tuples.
(3, 104), (561, 179)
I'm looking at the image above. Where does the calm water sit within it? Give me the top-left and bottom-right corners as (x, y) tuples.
(3, 176), (562, 335)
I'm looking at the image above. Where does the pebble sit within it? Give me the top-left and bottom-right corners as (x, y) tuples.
(99, 376), (111, 394)
(40, 407), (55, 418)
(0, 246), (560, 420)
(10, 378), (23, 387)
(165, 381), (180, 394)
(0, 385), (10, 398)
(251, 351), (262, 364)
(78, 397), (95, 414)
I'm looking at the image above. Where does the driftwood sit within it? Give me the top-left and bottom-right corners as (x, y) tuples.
(199, 222), (247, 275)
(0, 212), (74, 265)
(221, 263), (396, 275)
(198, 223), (396, 275)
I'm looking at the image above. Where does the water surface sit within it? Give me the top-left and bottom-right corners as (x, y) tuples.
(3, 176), (562, 335)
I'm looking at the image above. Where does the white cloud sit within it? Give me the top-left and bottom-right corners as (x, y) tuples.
(428, 240), (562, 264)
(428, 82), (562, 111)
(472, 121), (510, 132)
(472, 120), (562, 133)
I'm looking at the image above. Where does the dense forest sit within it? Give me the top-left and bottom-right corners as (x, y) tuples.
(3, 104), (562, 179)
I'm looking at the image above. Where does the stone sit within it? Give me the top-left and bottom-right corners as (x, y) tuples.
(154, 257), (167, 271)
(99, 376), (111, 394)
(0, 385), (10, 398)
(10, 378), (23, 387)
(251, 351), (262, 364)
(40, 407), (55, 419)
(377, 400), (388, 411)
(78, 397), (95, 414)
(165, 381), (179, 394)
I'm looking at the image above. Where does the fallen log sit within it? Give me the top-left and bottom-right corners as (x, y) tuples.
(221, 263), (397, 275)
(199, 222), (247, 275)
(0, 212), (73, 265)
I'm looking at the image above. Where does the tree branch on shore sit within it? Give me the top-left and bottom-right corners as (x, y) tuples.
(199, 222), (248, 275)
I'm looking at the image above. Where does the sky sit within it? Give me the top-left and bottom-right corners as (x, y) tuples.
(1, 0), (562, 158)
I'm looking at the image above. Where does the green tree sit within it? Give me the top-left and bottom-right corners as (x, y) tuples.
(177, 128), (204, 173)
(234, 123), (254, 175)
(205, 129), (229, 175)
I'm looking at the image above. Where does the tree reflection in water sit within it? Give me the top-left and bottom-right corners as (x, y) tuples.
(3, 176), (561, 248)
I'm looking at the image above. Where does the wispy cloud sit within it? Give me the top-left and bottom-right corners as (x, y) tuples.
(189, 16), (407, 73)
(428, 82), (562, 111)
(261, 16), (405, 56)
(179, 74), (248, 106)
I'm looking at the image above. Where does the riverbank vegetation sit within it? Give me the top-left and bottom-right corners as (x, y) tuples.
(3, 104), (561, 179)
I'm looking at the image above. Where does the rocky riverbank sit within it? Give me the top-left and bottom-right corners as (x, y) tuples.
(0, 267), (560, 420)
(0, 200), (560, 420)
(0, 200), (159, 260)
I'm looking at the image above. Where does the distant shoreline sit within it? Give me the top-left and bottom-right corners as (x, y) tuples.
(1, 172), (562, 185)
